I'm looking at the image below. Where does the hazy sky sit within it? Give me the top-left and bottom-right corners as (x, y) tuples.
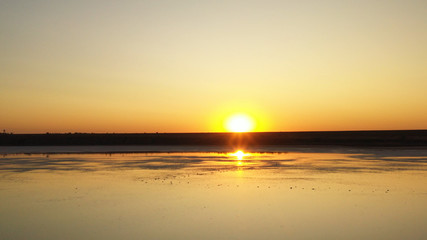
(1, 0), (426, 133)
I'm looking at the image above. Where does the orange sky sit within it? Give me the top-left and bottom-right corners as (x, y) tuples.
(1, 0), (427, 133)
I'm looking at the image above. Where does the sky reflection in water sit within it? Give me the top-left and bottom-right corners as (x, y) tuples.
(1, 147), (427, 240)
(1, 148), (427, 173)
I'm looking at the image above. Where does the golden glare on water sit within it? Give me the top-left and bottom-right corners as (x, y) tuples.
(230, 150), (250, 160)
(1, 149), (427, 239)
(225, 113), (255, 132)
(235, 150), (244, 160)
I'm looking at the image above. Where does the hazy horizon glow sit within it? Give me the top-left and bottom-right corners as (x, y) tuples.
(1, 0), (427, 133)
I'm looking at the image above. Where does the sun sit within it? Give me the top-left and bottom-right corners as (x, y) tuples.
(225, 113), (255, 132)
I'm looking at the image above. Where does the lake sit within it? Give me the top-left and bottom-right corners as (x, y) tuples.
(1, 146), (427, 239)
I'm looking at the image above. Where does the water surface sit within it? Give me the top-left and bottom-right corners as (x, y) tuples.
(1, 147), (426, 239)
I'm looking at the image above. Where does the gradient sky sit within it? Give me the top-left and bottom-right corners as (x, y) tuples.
(1, 0), (426, 133)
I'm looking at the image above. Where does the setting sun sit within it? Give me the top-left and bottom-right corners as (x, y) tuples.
(225, 114), (255, 132)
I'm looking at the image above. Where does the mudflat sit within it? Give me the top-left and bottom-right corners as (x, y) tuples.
(1, 146), (426, 240)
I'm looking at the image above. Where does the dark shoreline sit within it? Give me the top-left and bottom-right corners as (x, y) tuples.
(1, 130), (427, 147)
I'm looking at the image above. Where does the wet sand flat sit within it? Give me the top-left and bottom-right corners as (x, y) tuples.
(1, 147), (427, 239)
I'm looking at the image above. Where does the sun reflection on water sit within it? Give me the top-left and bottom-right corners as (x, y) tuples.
(229, 150), (251, 167)
(230, 150), (250, 160)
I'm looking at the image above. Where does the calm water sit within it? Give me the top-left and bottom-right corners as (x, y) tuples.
(1, 146), (427, 240)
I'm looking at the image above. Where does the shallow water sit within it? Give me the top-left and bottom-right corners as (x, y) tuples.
(1, 147), (427, 240)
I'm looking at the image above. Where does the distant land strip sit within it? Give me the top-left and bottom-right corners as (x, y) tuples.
(1, 130), (427, 147)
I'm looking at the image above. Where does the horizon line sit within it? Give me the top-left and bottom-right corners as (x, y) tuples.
(3, 129), (427, 135)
